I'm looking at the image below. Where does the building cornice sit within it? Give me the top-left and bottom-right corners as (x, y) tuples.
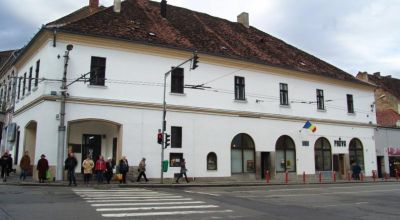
(14, 95), (376, 128)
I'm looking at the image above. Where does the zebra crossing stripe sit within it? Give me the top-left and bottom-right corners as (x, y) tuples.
(101, 210), (234, 218)
(91, 201), (205, 207)
(73, 189), (150, 192)
(86, 198), (193, 203)
(79, 193), (172, 197)
(96, 205), (218, 212)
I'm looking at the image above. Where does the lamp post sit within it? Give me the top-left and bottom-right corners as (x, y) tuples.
(56, 44), (73, 181)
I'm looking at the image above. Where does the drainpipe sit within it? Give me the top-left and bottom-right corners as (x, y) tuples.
(56, 44), (73, 181)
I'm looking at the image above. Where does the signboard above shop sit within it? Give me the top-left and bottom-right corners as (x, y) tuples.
(388, 147), (400, 156)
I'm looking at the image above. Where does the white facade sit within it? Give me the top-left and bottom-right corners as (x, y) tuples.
(8, 34), (377, 179)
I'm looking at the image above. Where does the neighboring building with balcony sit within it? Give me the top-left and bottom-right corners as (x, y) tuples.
(6, 0), (377, 180)
(357, 72), (400, 177)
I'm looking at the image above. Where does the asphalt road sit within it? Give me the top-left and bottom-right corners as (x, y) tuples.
(0, 183), (399, 219)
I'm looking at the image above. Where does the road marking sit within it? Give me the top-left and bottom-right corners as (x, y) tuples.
(73, 189), (150, 192)
(236, 189), (400, 198)
(91, 201), (205, 207)
(314, 202), (369, 208)
(86, 198), (193, 203)
(184, 190), (220, 197)
(101, 210), (234, 218)
(96, 205), (218, 212)
(83, 195), (183, 199)
(79, 193), (172, 197)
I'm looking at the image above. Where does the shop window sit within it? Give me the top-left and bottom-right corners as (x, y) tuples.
(207, 152), (217, 170)
(275, 135), (296, 172)
(314, 137), (332, 171)
(349, 138), (364, 171)
(231, 133), (255, 173)
(170, 153), (183, 167)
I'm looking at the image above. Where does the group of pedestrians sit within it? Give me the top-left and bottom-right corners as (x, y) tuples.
(0, 151), (13, 182)
(81, 154), (114, 185)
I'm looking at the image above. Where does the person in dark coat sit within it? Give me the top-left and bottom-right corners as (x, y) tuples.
(65, 152), (78, 186)
(351, 161), (362, 180)
(1, 152), (10, 182)
(105, 157), (114, 184)
(20, 151), (31, 181)
(37, 154), (49, 183)
(118, 156), (129, 184)
(6, 152), (13, 176)
(176, 158), (189, 183)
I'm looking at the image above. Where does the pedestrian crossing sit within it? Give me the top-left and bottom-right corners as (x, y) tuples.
(73, 188), (233, 218)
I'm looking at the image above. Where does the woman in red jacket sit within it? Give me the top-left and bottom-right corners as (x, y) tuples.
(95, 155), (106, 184)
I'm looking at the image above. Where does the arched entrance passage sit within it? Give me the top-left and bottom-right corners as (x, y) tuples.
(314, 137), (332, 171)
(349, 138), (364, 170)
(24, 121), (37, 167)
(231, 133), (255, 173)
(68, 119), (122, 173)
(275, 135), (296, 172)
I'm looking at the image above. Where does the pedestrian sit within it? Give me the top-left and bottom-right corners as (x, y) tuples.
(351, 161), (361, 180)
(37, 154), (48, 183)
(136, 158), (148, 182)
(105, 157), (114, 184)
(19, 151), (31, 181)
(65, 152), (78, 186)
(6, 151), (13, 177)
(176, 158), (189, 183)
(1, 152), (9, 182)
(95, 155), (106, 184)
(82, 155), (94, 185)
(118, 156), (129, 184)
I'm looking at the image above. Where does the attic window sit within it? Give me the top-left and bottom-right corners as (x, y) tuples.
(149, 32), (156, 36)
(220, 46), (227, 50)
(300, 62), (306, 66)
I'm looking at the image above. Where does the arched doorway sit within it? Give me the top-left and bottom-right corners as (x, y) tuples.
(275, 135), (296, 172)
(231, 133), (255, 173)
(314, 137), (332, 171)
(24, 121), (37, 164)
(349, 138), (364, 170)
(68, 119), (122, 173)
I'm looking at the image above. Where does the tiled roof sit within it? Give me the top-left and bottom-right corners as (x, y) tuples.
(368, 74), (400, 100)
(47, 5), (105, 27)
(51, 0), (362, 84)
(0, 50), (15, 68)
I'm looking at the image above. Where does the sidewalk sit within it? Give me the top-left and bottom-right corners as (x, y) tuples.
(1, 173), (399, 188)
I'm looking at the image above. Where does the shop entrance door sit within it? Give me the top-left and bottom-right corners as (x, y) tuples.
(82, 134), (102, 164)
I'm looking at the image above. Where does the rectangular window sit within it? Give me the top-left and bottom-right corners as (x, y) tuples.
(169, 153), (183, 167)
(28, 67), (32, 92)
(347, 94), (354, 113)
(17, 77), (21, 100)
(171, 126), (182, 148)
(35, 60), (40, 87)
(234, 76), (245, 100)
(90, 56), (106, 86)
(171, 67), (184, 94)
(280, 83), (289, 105)
(7, 81), (11, 102)
(316, 89), (324, 110)
(22, 73), (26, 96)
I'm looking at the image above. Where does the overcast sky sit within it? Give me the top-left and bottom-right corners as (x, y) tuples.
(1, 0), (399, 78)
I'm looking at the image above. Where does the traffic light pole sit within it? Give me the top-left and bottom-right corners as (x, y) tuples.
(160, 52), (198, 184)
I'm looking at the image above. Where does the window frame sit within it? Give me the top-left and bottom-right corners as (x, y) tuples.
(90, 56), (106, 86)
(171, 67), (184, 94)
(22, 73), (26, 96)
(169, 153), (183, 167)
(316, 89), (325, 110)
(17, 77), (22, 100)
(234, 76), (246, 100)
(35, 60), (40, 87)
(28, 67), (32, 92)
(347, 94), (354, 113)
(280, 83), (289, 105)
(171, 126), (182, 148)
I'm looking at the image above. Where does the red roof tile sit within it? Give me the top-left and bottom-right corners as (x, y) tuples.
(50, 0), (362, 84)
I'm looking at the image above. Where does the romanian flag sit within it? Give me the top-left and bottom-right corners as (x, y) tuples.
(303, 121), (317, 133)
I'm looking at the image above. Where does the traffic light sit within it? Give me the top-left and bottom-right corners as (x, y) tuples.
(164, 133), (171, 148)
(192, 54), (199, 70)
(157, 132), (163, 144)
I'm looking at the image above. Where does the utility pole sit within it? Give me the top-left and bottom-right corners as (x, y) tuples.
(56, 44), (73, 181)
(160, 52), (199, 184)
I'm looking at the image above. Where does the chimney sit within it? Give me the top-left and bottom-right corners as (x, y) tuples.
(114, 0), (121, 13)
(237, 12), (249, 28)
(356, 71), (369, 82)
(89, 0), (99, 9)
(161, 0), (167, 18)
